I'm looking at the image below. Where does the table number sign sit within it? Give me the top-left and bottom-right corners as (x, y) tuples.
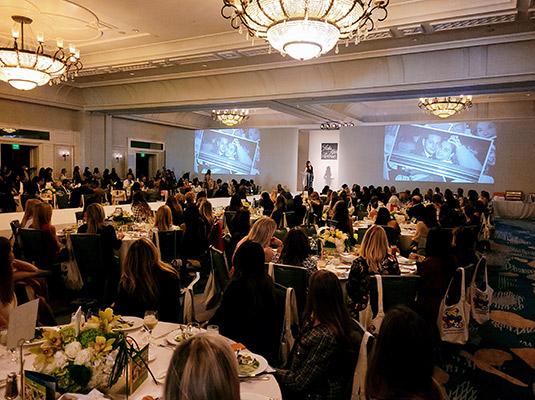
(7, 299), (39, 350)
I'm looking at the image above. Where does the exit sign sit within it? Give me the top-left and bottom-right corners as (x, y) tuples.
(140, 153), (145, 157)
(12, 144), (20, 150)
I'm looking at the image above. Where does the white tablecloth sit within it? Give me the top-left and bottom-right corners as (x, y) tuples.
(0, 321), (281, 400)
(493, 199), (535, 220)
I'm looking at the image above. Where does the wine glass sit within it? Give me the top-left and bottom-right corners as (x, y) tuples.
(143, 310), (159, 336)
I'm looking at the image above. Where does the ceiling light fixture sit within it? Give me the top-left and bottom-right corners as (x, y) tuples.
(0, 15), (83, 91)
(1, 128), (17, 134)
(212, 109), (250, 126)
(221, 0), (390, 61)
(418, 95), (473, 119)
(320, 121), (354, 130)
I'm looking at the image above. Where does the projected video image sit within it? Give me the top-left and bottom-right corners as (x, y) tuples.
(194, 129), (260, 175)
(384, 122), (496, 183)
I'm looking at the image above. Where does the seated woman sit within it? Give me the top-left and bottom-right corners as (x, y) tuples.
(270, 195), (286, 227)
(131, 191), (154, 223)
(33, 202), (61, 263)
(210, 241), (284, 364)
(375, 207), (401, 246)
(366, 305), (447, 400)
(276, 270), (360, 399)
(226, 194), (244, 212)
(114, 238), (180, 322)
(181, 204), (208, 262)
(21, 198), (41, 228)
(259, 191), (274, 215)
(276, 227), (317, 277)
(165, 334), (240, 400)
(308, 191), (324, 223)
(452, 226), (478, 268)
(154, 205), (173, 231)
(411, 204), (439, 246)
(0, 238), (55, 329)
(347, 225), (400, 314)
(292, 195), (307, 227)
(332, 200), (354, 236)
(166, 195), (183, 226)
(226, 209), (251, 265)
(416, 228), (457, 323)
(236, 217), (281, 263)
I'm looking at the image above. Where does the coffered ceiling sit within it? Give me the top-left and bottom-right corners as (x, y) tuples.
(1, 0), (534, 129)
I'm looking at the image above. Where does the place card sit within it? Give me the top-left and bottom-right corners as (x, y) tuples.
(7, 299), (39, 350)
(73, 306), (82, 336)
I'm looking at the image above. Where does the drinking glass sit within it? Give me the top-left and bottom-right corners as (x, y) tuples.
(86, 307), (101, 320)
(143, 310), (159, 336)
(186, 322), (200, 338)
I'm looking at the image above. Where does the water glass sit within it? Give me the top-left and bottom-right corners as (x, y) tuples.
(144, 310), (159, 335)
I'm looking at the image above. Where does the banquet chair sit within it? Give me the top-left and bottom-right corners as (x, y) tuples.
(300, 224), (318, 238)
(223, 211), (236, 230)
(69, 233), (111, 305)
(271, 263), (308, 312)
(55, 194), (70, 209)
(19, 229), (58, 270)
(180, 272), (200, 324)
(75, 211), (84, 223)
(380, 225), (397, 246)
(282, 211), (296, 228)
(356, 228), (369, 244)
(201, 246), (230, 311)
(20, 194), (37, 210)
(153, 230), (182, 264)
(274, 227), (288, 242)
(368, 275), (420, 315)
(350, 318), (374, 399)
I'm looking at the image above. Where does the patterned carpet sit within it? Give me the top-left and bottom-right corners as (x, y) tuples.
(438, 219), (535, 400)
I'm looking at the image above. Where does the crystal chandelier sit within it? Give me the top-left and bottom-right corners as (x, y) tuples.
(418, 96), (473, 119)
(0, 16), (82, 91)
(221, 0), (389, 61)
(212, 109), (250, 126)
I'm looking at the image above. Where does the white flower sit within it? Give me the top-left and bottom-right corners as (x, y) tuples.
(65, 342), (82, 359)
(51, 351), (69, 370)
(74, 348), (94, 366)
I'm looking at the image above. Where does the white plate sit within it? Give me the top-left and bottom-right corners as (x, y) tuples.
(237, 351), (268, 377)
(112, 316), (143, 332)
(241, 394), (270, 400)
(165, 327), (202, 345)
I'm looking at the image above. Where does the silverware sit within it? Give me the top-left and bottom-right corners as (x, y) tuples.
(240, 375), (271, 381)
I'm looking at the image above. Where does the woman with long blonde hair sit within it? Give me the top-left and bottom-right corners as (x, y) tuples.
(346, 225), (399, 313)
(154, 205), (173, 231)
(165, 334), (240, 400)
(33, 202), (61, 261)
(114, 238), (180, 322)
(21, 198), (41, 228)
(236, 217), (281, 262)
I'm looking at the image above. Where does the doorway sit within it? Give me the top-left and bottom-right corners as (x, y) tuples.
(136, 152), (157, 179)
(1, 143), (33, 177)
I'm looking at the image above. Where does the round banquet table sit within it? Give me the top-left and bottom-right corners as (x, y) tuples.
(0, 321), (281, 400)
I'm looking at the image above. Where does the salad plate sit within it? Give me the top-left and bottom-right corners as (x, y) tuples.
(112, 316), (143, 332)
(237, 351), (268, 377)
(165, 326), (202, 345)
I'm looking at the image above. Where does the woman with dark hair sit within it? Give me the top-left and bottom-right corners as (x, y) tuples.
(293, 195), (307, 226)
(131, 191), (154, 223)
(0, 237), (16, 329)
(114, 238), (180, 322)
(226, 209), (251, 265)
(83, 167), (92, 179)
(181, 204), (208, 262)
(304, 160), (314, 189)
(411, 204), (438, 245)
(277, 227), (317, 277)
(166, 196), (184, 226)
(72, 166), (82, 183)
(452, 226), (478, 268)
(332, 200), (353, 236)
(276, 270), (360, 399)
(226, 194), (244, 212)
(416, 227), (457, 323)
(210, 241), (283, 364)
(259, 191), (274, 215)
(366, 305), (446, 400)
(375, 207), (401, 243)
(270, 195), (287, 227)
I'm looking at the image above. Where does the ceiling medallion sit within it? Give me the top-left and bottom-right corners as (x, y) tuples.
(212, 109), (250, 126)
(0, 15), (82, 91)
(418, 95), (473, 119)
(221, 0), (389, 61)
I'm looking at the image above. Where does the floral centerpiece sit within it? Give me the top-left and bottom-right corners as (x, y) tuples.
(242, 199), (251, 209)
(31, 308), (153, 394)
(106, 210), (134, 226)
(40, 187), (56, 201)
(317, 228), (355, 253)
(390, 210), (409, 224)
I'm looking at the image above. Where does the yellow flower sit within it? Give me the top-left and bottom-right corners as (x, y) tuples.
(41, 344), (56, 359)
(93, 336), (114, 354)
(336, 231), (343, 240)
(44, 330), (62, 347)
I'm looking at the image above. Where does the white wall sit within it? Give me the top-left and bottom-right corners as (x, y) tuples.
(308, 130), (340, 192)
(338, 120), (535, 194)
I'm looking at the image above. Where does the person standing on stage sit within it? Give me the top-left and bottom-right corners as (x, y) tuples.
(304, 161), (314, 189)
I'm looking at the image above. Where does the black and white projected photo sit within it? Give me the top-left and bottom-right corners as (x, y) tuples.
(383, 122), (496, 183)
(194, 129), (260, 175)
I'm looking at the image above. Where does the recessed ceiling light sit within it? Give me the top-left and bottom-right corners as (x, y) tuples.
(118, 31), (126, 35)
(132, 28), (139, 33)
(130, 72), (135, 76)
(202, 64), (208, 68)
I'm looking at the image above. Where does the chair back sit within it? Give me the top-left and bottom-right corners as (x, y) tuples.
(368, 275), (420, 315)
(380, 225), (396, 246)
(75, 211), (84, 223)
(154, 230), (180, 263)
(55, 194), (70, 209)
(224, 211), (236, 229)
(282, 211), (296, 228)
(69, 234), (104, 285)
(300, 224), (317, 238)
(21, 194), (37, 210)
(180, 272), (200, 324)
(272, 263), (308, 312)
(274, 227), (288, 242)
(416, 235), (427, 256)
(356, 227), (369, 244)
(357, 210), (368, 221)
(18, 229), (51, 269)
(210, 245), (230, 290)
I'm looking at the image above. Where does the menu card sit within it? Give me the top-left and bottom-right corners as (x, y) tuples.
(7, 299), (39, 350)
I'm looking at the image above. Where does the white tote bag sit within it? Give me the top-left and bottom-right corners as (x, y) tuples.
(351, 331), (373, 400)
(468, 257), (494, 324)
(437, 267), (471, 344)
(280, 287), (299, 366)
(61, 234), (83, 291)
(359, 275), (385, 334)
